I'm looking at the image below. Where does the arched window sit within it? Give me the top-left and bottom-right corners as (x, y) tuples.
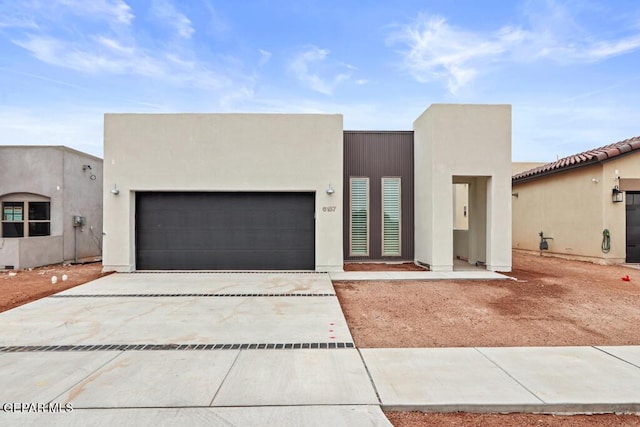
(1, 193), (51, 238)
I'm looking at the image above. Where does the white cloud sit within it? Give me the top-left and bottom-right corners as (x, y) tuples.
(58, 0), (134, 25)
(288, 46), (353, 95)
(389, 6), (640, 93)
(578, 36), (640, 61)
(202, 1), (230, 35)
(388, 14), (526, 93)
(150, 0), (194, 39)
(0, 16), (38, 29)
(13, 34), (234, 92)
(6, 1), (259, 102)
(0, 0), (133, 33)
(259, 49), (272, 66)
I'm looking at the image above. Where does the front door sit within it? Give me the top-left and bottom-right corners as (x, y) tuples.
(626, 192), (640, 262)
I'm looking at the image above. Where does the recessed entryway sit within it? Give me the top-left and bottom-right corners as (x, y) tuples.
(453, 177), (489, 271)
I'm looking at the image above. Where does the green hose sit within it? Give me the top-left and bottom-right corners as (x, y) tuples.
(601, 229), (611, 253)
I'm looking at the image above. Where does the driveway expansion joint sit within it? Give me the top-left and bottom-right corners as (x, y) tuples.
(0, 342), (356, 352)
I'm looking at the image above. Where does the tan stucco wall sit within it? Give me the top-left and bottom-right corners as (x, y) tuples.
(512, 165), (605, 259)
(103, 113), (344, 272)
(414, 104), (512, 272)
(511, 154), (640, 263)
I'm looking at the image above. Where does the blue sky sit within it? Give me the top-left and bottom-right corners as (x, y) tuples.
(0, 0), (639, 161)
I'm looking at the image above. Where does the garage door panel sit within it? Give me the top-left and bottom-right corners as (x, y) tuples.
(136, 249), (314, 270)
(135, 192), (315, 270)
(138, 229), (312, 251)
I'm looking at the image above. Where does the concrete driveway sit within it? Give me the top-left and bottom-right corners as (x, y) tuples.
(0, 273), (387, 426)
(3, 272), (638, 425)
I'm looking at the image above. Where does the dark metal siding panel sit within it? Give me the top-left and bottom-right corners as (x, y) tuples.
(136, 192), (315, 270)
(343, 131), (414, 261)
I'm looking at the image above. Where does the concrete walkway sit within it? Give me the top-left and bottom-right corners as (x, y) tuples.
(0, 273), (638, 426)
(362, 346), (640, 413)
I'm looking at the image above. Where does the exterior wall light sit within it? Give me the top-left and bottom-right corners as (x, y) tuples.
(326, 184), (335, 195)
(612, 186), (623, 203)
(111, 184), (120, 195)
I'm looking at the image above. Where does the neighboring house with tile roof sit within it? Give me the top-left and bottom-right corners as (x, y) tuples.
(512, 136), (640, 264)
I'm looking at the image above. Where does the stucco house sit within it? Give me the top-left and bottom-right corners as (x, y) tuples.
(512, 136), (640, 264)
(103, 104), (512, 273)
(0, 146), (103, 269)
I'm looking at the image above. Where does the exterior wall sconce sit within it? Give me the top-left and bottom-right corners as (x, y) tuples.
(326, 184), (335, 195)
(111, 184), (120, 195)
(83, 164), (96, 180)
(612, 186), (623, 203)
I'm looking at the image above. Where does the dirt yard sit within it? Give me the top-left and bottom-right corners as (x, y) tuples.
(344, 262), (428, 271)
(336, 251), (640, 348)
(0, 262), (107, 312)
(338, 251), (640, 426)
(385, 412), (640, 427)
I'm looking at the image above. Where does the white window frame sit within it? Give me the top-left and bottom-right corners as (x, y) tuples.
(381, 177), (402, 256)
(350, 177), (369, 256)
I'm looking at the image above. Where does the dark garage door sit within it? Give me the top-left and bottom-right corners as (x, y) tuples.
(136, 192), (315, 270)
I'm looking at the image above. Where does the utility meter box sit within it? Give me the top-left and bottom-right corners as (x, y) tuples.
(73, 216), (86, 227)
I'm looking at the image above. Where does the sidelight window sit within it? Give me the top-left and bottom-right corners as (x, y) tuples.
(382, 178), (401, 256)
(350, 178), (369, 256)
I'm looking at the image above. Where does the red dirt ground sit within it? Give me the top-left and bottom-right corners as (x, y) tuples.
(385, 412), (640, 427)
(0, 263), (108, 312)
(335, 251), (640, 348)
(344, 262), (428, 271)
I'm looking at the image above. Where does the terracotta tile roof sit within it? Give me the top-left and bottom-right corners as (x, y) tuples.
(513, 136), (640, 183)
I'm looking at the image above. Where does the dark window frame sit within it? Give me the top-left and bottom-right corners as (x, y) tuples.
(1, 200), (51, 238)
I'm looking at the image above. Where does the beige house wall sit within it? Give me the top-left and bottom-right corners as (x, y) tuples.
(511, 155), (640, 263)
(103, 113), (344, 272)
(414, 104), (512, 272)
(512, 165), (604, 259)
